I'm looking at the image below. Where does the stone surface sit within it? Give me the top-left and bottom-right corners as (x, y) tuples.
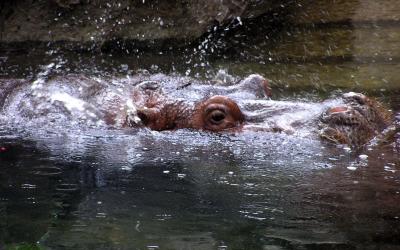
(0, 0), (289, 49)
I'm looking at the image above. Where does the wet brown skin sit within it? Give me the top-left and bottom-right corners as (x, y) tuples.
(133, 95), (245, 132)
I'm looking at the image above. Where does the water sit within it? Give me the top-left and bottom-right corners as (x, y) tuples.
(1, 27), (400, 250)
(1, 123), (399, 249)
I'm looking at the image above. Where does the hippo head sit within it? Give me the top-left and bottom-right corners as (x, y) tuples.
(132, 95), (245, 132)
(124, 74), (269, 132)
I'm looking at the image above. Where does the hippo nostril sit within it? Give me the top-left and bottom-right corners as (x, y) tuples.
(209, 110), (226, 125)
(137, 110), (149, 124)
(137, 108), (156, 125)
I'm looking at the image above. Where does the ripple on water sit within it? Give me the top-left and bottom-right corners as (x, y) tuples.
(55, 183), (80, 193)
(31, 166), (62, 176)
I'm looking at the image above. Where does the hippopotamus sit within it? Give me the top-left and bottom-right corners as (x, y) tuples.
(0, 73), (394, 147)
(91, 74), (393, 147)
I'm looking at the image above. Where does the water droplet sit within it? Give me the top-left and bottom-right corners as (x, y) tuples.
(96, 212), (107, 218)
(177, 173), (186, 178)
(21, 184), (37, 189)
(56, 183), (79, 192)
(31, 166), (62, 176)
(121, 165), (132, 171)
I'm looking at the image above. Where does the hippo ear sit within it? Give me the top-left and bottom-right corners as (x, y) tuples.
(239, 74), (272, 98)
(261, 79), (272, 98)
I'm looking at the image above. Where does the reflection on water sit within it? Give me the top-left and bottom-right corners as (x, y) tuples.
(1, 18), (400, 250)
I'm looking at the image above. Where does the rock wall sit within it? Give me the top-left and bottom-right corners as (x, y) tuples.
(0, 0), (291, 50)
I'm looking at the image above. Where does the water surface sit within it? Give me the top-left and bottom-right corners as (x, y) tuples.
(1, 24), (400, 250)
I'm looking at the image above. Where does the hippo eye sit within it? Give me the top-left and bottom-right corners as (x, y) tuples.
(209, 110), (226, 125)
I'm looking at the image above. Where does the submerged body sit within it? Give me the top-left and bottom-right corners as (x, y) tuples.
(0, 74), (394, 147)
